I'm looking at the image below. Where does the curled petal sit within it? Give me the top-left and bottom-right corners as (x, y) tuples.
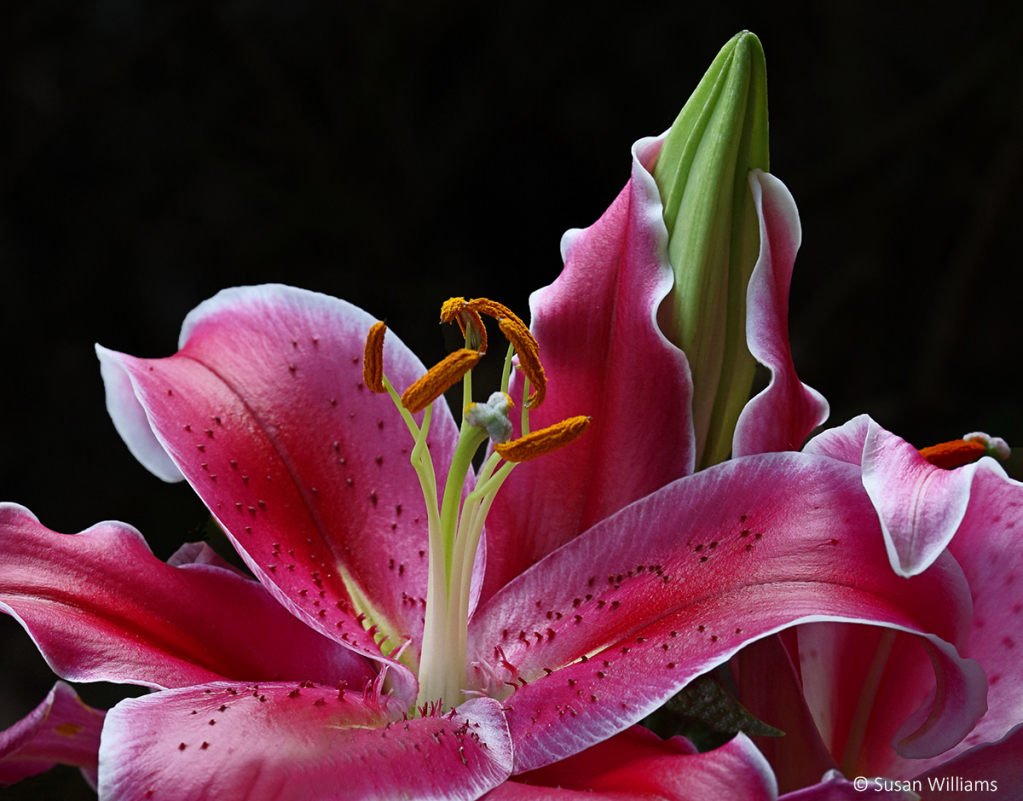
(0, 504), (376, 690)
(99, 684), (512, 801)
(469, 453), (985, 773)
(806, 415), (1013, 577)
(733, 171), (829, 457)
(0, 682), (104, 788)
(480, 136), (695, 604)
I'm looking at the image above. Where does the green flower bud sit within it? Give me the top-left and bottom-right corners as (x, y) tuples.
(653, 31), (769, 469)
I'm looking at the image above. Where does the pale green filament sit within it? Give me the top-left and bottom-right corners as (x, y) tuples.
(500, 342), (514, 395)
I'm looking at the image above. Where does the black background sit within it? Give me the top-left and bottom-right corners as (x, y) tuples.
(3, 2), (1022, 797)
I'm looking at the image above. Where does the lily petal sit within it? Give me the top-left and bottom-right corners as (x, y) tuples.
(733, 171), (829, 457)
(97, 285), (461, 685)
(98, 683), (513, 801)
(0, 681), (104, 788)
(0, 503), (376, 690)
(488, 728), (777, 801)
(806, 415), (1011, 578)
(481, 136), (695, 603)
(791, 623), (955, 778)
(916, 723), (1023, 799)
(468, 453), (986, 772)
(912, 465), (1023, 772)
(779, 770), (917, 800)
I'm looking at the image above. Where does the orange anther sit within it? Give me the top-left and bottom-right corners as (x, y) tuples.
(498, 318), (546, 408)
(401, 349), (481, 414)
(440, 297), (488, 353)
(494, 416), (589, 463)
(919, 439), (988, 470)
(362, 321), (388, 394)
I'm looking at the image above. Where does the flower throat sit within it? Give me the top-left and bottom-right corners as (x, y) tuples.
(363, 297), (589, 713)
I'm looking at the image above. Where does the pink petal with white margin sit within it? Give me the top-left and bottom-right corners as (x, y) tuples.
(916, 723), (1023, 799)
(806, 415), (1012, 577)
(904, 465), (1023, 775)
(486, 728), (777, 801)
(0, 681), (104, 788)
(467, 453), (986, 773)
(733, 171), (829, 457)
(97, 285), (462, 685)
(98, 682), (512, 801)
(807, 416), (1023, 769)
(480, 135), (695, 604)
(0, 503), (377, 691)
(779, 770), (917, 800)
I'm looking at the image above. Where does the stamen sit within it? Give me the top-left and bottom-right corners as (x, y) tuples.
(362, 321), (388, 394)
(401, 348), (481, 414)
(495, 416), (590, 462)
(440, 298), (488, 353)
(498, 317), (546, 408)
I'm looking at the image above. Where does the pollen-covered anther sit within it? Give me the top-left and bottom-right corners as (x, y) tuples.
(919, 431), (1010, 470)
(498, 317), (546, 408)
(495, 416), (590, 463)
(362, 321), (388, 394)
(440, 297), (488, 353)
(401, 348), (481, 414)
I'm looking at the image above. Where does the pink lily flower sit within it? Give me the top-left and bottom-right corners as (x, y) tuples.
(0, 118), (992, 798)
(731, 416), (1022, 796)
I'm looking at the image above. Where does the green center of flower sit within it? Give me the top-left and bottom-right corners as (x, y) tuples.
(363, 297), (589, 714)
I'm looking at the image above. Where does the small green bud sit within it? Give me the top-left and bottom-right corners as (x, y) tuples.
(653, 31), (769, 469)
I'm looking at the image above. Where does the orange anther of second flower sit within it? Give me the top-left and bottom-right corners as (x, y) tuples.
(362, 321), (388, 394)
(401, 348), (482, 414)
(440, 297), (488, 353)
(494, 416), (590, 463)
(919, 439), (989, 470)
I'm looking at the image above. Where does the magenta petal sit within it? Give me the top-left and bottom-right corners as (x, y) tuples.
(861, 422), (981, 577)
(468, 453), (986, 772)
(97, 285), (461, 680)
(779, 770), (917, 800)
(481, 136), (695, 603)
(0, 503), (377, 690)
(733, 171), (829, 457)
(807, 415), (1011, 578)
(916, 723), (1023, 799)
(489, 728), (777, 801)
(912, 467), (1023, 772)
(0, 682), (104, 788)
(98, 682), (512, 801)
